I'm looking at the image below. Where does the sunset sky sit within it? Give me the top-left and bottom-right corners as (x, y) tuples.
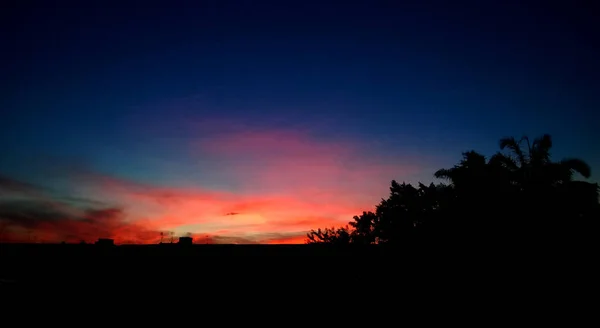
(1, 0), (598, 243)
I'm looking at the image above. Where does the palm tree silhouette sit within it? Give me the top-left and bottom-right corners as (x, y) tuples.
(492, 134), (591, 187)
(305, 133), (598, 244)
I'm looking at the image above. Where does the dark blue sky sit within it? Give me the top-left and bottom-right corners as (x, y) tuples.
(1, 0), (598, 241)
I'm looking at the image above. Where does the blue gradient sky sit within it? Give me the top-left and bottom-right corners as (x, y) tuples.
(1, 0), (598, 243)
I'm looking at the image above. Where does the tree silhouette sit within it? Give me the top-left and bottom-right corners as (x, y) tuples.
(434, 150), (505, 236)
(306, 133), (599, 244)
(348, 211), (377, 244)
(492, 134), (596, 234)
(307, 180), (450, 244)
(306, 226), (351, 244)
(493, 134), (591, 187)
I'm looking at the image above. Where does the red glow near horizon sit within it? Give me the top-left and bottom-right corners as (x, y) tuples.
(0, 129), (420, 244)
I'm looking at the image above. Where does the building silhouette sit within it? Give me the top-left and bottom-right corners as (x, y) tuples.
(178, 236), (193, 245)
(95, 238), (115, 246)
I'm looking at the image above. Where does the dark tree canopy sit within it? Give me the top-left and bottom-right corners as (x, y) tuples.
(306, 134), (599, 244)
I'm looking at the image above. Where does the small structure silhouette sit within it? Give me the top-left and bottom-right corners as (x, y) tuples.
(178, 236), (193, 245)
(95, 238), (115, 246)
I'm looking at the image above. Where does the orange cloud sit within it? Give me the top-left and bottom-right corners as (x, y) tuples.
(0, 201), (159, 244)
(263, 234), (311, 244)
(1, 128), (421, 244)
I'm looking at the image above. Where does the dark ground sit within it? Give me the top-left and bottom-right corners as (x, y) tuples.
(0, 242), (593, 300)
(1, 243), (407, 291)
(2, 243), (594, 324)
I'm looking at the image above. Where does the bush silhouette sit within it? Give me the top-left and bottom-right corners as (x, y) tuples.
(306, 134), (599, 244)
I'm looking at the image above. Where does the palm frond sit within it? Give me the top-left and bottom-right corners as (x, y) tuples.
(499, 136), (526, 165)
(434, 168), (453, 180)
(489, 152), (519, 171)
(560, 158), (591, 179)
(531, 134), (552, 163)
(535, 134), (552, 152)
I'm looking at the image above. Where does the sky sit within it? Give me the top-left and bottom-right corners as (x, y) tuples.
(1, 0), (598, 244)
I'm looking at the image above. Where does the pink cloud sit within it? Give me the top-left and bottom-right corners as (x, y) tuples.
(3, 126), (423, 244)
(96, 128), (418, 241)
(194, 128), (417, 200)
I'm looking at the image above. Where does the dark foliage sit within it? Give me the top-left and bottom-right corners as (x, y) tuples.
(306, 134), (599, 244)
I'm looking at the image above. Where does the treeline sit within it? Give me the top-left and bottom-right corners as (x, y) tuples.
(306, 134), (599, 244)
